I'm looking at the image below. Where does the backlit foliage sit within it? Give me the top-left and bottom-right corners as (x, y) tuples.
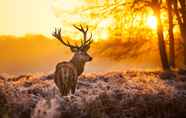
(52, 0), (163, 41)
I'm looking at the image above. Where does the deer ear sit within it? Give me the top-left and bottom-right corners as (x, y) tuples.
(70, 47), (78, 52)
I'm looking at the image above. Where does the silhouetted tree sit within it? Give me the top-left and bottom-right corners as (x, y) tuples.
(86, 0), (174, 70)
(152, 0), (170, 70)
(132, 0), (170, 71)
(167, 0), (176, 68)
(173, 0), (186, 68)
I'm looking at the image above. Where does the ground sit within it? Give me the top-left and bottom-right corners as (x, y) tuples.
(0, 71), (186, 118)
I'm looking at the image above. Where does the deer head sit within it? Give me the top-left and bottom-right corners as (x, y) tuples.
(52, 25), (93, 62)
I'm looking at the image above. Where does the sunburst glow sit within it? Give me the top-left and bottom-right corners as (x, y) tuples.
(52, 0), (160, 40)
(147, 16), (157, 29)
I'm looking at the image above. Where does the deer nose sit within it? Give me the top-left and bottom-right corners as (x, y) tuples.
(89, 57), (92, 61)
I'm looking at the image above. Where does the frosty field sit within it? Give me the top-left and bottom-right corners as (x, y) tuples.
(1, 71), (186, 118)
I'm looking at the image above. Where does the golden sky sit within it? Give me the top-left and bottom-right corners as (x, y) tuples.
(0, 0), (162, 74)
(0, 0), (157, 38)
(0, 0), (59, 36)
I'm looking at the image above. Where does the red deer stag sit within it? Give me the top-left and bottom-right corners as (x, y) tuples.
(52, 25), (93, 96)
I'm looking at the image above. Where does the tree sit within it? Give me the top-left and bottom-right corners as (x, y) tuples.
(166, 0), (175, 68)
(132, 0), (170, 70)
(84, 0), (173, 71)
(152, 0), (170, 70)
(173, 0), (186, 68)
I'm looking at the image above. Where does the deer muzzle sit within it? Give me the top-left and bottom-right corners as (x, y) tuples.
(89, 57), (93, 61)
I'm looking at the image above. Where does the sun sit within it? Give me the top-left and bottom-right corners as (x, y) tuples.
(147, 16), (157, 29)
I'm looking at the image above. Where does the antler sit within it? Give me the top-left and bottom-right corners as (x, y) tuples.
(73, 24), (93, 50)
(52, 25), (93, 51)
(52, 28), (80, 50)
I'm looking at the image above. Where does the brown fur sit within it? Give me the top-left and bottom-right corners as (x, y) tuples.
(54, 62), (78, 96)
(52, 25), (93, 96)
(54, 51), (92, 96)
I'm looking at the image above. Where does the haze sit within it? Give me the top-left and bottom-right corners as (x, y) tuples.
(0, 0), (58, 35)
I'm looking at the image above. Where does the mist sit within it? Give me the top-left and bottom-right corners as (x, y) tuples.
(0, 34), (181, 75)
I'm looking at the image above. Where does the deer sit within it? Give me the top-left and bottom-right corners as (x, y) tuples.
(52, 25), (93, 96)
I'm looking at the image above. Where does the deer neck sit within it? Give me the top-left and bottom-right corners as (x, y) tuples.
(70, 57), (85, 76)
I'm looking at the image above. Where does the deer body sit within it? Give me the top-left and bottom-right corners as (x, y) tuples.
(54, 62), (78, 96)
(52, 25), (93, 96)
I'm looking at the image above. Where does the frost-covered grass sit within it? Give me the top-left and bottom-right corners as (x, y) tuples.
(1, 71), (186, 118)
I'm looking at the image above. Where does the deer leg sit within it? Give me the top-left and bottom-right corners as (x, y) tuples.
(62, 82), (68, 96)
(71, 79), (77, 94)
(71, 86), (76, 94)
(66, 87), (71, 95)
(62, 79), (70, 96)
(58, 82), (64, 96)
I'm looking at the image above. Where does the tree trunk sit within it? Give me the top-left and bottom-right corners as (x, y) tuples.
(174, 0), (186, 66)
(179, 0), (186, 65)
(156, 16), (170, 70)
(167, 0), (176, 68)
(152, 0), (170, 71)
(183, 27), (186, 65)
